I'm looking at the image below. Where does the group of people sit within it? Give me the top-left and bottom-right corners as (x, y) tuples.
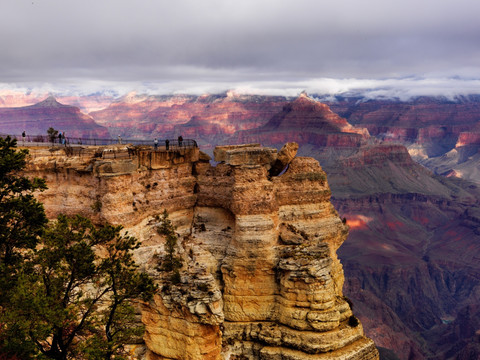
(153, 136), (183, 151)
(20, 130), (68, 145)
(58, 131), (67, 145)
(19, 131), (185, 149)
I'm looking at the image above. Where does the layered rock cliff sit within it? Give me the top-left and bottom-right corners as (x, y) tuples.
(24, 143), (379, 360)
(230, 93), (369, 152)
(89, 92), (287, 146)
(325, 95), (480, 183)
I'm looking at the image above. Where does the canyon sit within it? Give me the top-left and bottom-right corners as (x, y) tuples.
(325, 95), (480, 184)
(2, 91), (480, 359)
(222, 95), (480, 359)
(23, 142), (379, 360)
(89, 92), (287, 146)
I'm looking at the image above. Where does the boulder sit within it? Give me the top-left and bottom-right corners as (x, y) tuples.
(269, 142), (299, 176)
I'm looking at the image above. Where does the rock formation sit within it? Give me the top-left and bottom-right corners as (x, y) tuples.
(17, 92), (480, 358)
(230, 94), (369, 153)
(0, 96), (109, 138)
(24, 143), (379, 360)
(326, 95), (480, 182)
(269, 142), (299, 176)
(89, 92), (287, 147)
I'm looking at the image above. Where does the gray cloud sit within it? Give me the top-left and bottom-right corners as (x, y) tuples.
(1, 0), (480, 95)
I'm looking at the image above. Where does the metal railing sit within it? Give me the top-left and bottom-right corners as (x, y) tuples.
(1, 134), (197, 150)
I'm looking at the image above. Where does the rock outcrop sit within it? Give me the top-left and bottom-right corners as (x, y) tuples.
(24, 143), (379, 360)
(269, 142), (299, 176)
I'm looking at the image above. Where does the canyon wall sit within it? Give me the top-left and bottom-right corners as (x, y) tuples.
(25, 143), (379, 360)
(326, 96), (480, 183)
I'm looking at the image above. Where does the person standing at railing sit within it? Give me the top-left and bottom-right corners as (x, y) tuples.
(178, 135), (183, 147)
(22, 131), (26, 145)
(154, 138), (158, 150)
(166, 139), (169, 150)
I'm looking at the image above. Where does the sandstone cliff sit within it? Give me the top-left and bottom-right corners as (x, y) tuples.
(24, 143), (379, 360)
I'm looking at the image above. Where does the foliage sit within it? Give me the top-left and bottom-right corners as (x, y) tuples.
(0, 215), (157, 360)
(0, 136), (47, 265)
(0, 138), (157, 359)
(348, 315), (360, 327)
(156, 210), (182, 281)
(0, 136), (47, 306)
(0, 136), (47, 358)
(91, 199), (102, 213)
(47, 127), (59, 144)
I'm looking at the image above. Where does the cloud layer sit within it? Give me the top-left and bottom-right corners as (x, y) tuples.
(1, 0), (480, 96)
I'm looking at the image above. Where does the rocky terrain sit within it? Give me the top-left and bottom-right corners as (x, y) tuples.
(205, 94), (480, 359)
(228, 97), (480, 359)
(23, 143), (379, 360)
(5, 91), (480, 359)
(89, 91), (287, 146)
(325, 95), (480, 184)
(0, 96), (109, 138)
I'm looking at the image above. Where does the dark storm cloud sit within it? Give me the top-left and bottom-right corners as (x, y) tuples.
(1, 0), (480, 95)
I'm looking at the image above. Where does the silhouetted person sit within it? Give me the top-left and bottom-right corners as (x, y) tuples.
(154, 138), (158, 150)
(58, 132), (62, 144)
(165, 139), (170, 150)
(178, 135), (183, 147)
(22, 131), (25, 145)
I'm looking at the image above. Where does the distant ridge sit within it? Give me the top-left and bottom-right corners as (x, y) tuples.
(0, 97), (109, 138)
(29, 95), (69, 108)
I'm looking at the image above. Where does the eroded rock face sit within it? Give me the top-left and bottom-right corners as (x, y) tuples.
(89, 92), (288, 146)
(25, 143), (379, 360)
(269, 142), (299, 176)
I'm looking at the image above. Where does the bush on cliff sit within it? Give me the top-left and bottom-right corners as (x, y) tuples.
(156, 209), (183, 283)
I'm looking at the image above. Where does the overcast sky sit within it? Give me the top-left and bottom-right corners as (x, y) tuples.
(1, 0), (480, 97)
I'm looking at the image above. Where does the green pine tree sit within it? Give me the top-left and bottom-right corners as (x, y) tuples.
(156, 210), (182, 282)
(0, 138), (157, 359)
(0, 136), (47, 266)
(47, 127), (59, 144)
(1, 215), (157, 360)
